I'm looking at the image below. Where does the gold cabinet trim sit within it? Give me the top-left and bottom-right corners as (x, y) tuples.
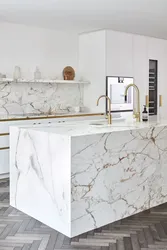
(0, 113), (104, 122)
(0, 133), (9, 136)
(0, 147), (9, 151)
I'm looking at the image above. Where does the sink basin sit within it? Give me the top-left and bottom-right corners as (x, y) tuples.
(89, 122), (137, 128)
(90, 122), (110, 127)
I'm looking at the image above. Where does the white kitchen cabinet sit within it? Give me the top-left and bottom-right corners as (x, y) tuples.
(160, 43), (167, 119)
(79, 30), (106, 112)
(79, 29), (167, 117)
(132, 35), (148, 113)
(132, 35), (167, 119)
(0, 150), (9, 176)
(79, 30), (134, 113)
(0, 135), (9, 148)
(147, 37), (167, 119)
(106, 30), (133, 77)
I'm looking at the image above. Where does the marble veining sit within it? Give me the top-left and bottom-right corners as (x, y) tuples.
(10, 120), (167, 237)
(0, 81), (83, 115)
(71, 125), (167, 235)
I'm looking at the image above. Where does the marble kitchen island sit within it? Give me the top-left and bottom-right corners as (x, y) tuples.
(10, 119), (167, 237)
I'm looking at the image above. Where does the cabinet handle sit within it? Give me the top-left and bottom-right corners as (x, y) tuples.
(0, 147), (9, 151)
(145, 95), (149, 107)
(159, 95), (162, 107)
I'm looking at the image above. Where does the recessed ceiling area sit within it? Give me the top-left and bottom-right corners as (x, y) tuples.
(0, 0), (167, 38)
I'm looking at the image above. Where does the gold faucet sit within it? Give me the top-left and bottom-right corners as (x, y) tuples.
(124, 83), (140, 122)
(97, 95), (112, 124)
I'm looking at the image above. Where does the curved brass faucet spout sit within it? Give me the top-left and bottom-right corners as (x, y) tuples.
(97, 95), (112, 124)
(124, 83), (140, 122)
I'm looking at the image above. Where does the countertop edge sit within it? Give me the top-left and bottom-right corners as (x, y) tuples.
(0, 113), (104, 122)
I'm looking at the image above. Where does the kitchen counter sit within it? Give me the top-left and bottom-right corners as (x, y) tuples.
(21, 118), (167, 136)
(10, 119), (167, 237)
(0, 112), (103, 121)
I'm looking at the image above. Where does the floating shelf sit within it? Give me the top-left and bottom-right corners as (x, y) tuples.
(0, 78), (90, 84)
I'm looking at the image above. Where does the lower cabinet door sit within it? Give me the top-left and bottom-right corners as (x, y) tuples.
(0, 149), (9, 175)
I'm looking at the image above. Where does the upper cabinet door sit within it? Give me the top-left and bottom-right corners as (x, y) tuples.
(106, 30), (133, 76)
(147, 37), (167, 118)
(133, 35), (148, 112)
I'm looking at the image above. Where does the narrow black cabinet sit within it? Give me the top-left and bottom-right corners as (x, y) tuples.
(149, 60), (158, 116)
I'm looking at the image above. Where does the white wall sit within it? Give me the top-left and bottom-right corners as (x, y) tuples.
(0, 22), (82, 115)
(0, 22), (78, 79)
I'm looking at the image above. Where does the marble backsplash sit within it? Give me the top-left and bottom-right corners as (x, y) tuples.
(0, 82), (83, 115)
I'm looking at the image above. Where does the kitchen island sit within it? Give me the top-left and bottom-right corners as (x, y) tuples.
(0, 112), (103, 178)
(10, 119), (167, 237)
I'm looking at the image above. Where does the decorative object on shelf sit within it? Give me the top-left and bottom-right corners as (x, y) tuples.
(34, 67), (41, 80)
(13, 66), (21, 81)
(63, 66), (75, 80)
(74, 106), (80, 113)
(0, 73), (6, 79)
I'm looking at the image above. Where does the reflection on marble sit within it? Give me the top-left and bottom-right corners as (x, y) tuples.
(0, 81), (83, 115)
(10, 121), (167, 237)
(10, 127), (71, 236)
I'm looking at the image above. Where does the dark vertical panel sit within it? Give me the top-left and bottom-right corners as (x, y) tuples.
(149, 60), (158, 115)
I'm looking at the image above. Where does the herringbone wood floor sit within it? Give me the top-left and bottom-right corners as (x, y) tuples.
(1, 179), (167, 249)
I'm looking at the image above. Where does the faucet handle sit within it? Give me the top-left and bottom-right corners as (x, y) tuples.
(133, 108), (136, 118)
(134, 112), (140, 119)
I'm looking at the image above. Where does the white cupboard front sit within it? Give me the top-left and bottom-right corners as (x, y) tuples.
(106, 30), (133, 77)
(147, 37), (167, 119)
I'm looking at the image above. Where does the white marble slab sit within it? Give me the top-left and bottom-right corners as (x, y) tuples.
(0, 81), (83, 115)
(10, 120), (167, 237)
(10, 127), (72, 236)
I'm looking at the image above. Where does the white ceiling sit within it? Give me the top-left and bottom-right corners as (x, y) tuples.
(0, 0), (167, 38)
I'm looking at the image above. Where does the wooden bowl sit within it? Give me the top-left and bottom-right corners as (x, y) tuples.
(63, 66), (75, 80)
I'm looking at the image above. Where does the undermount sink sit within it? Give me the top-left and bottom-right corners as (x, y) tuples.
(89, 122), (137, 128)
(90, 122), (110, 127)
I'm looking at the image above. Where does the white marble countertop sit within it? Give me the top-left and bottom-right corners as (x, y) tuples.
(19, 118), (167, 136)
(0, 112), (103, 121)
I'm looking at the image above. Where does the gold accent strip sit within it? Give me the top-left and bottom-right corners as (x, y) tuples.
(159, 95), (162, 107)
(145, 95), (149, 107)
(0, 113), (104, 122)
(0, 133), (9, 136)
(0, 147), (9, 151)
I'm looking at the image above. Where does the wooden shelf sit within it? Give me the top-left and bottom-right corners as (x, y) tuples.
(0, 78), (90, 84)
